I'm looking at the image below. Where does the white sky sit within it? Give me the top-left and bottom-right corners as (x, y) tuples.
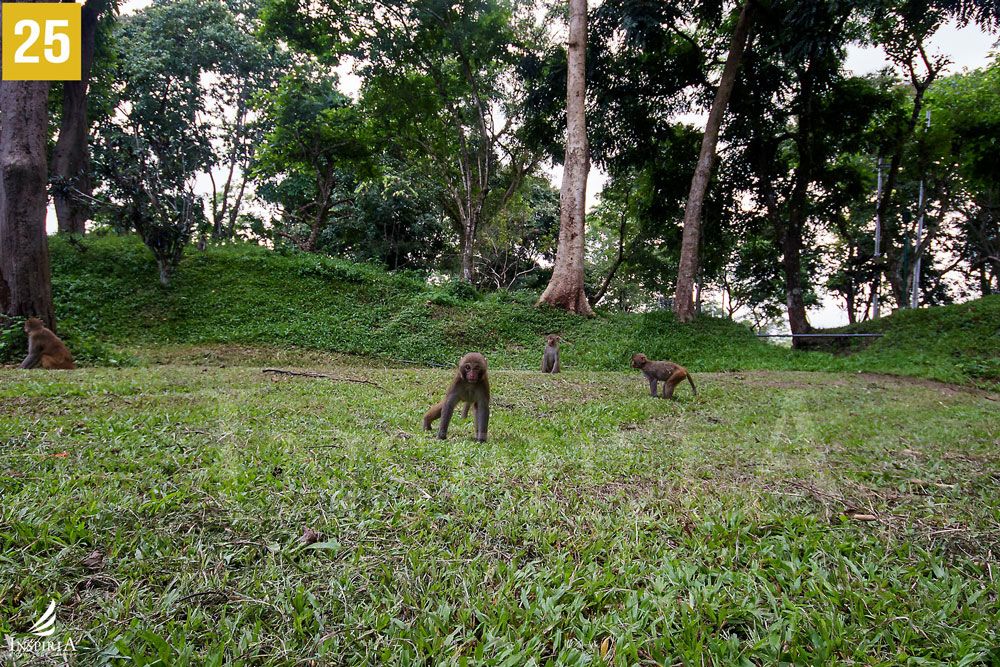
(54, 2), (999, 326)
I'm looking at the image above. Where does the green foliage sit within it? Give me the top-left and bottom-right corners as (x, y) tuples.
(0, 317), (26, 363)
(252, 68), (374, 252)
(40, 235), (1000, 390)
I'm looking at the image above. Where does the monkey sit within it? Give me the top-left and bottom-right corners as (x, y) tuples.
(19, 318), (75, 370)
(541, 334), (561, 373)
(631, 353), (695, 399)
(423, 352), (490, 442)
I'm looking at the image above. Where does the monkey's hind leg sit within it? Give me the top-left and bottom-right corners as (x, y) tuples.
(423, 402), (443, 430)
(664, 370), (686, 399)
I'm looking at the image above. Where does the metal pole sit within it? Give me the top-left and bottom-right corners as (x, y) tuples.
(872, 156), (883, 319)
(910, 110), (931, 309)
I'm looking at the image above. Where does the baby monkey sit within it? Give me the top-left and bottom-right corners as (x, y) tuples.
(631, 353), (695, 399)
(424, 352), (490, 441)
(20, 318), (75, 369)
(541, 334), (561, 373)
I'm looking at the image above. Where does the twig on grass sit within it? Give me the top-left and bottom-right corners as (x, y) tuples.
(262, 368), (381, 387)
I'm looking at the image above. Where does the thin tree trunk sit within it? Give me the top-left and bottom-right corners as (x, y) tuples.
(461, 217), (476, 282)
(52, 0), (103, 235)
(781, 222), (810, 342)
(0, 2), (55, 327)
(538, 0), (593, 316)
(674, 0), (755, 323)
(590, 198), (635, 306)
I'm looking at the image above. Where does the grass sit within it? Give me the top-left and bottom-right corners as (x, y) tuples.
(14, 234), (997, 389)
(2, 357), (998, 665)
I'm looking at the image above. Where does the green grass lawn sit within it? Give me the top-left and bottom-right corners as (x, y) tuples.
(9, 234), (995, 390)
(2, 354), (998, 665)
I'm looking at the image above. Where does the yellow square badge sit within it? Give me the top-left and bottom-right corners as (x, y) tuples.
(3, 2), (81, 81)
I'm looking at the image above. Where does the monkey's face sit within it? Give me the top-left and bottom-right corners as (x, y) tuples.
(458, 353), (487, 383)
(547, 335), (560, 346)
(24, 318), (42, 333)
(631, 353), (647, 368)
(461, 361), (484, 383)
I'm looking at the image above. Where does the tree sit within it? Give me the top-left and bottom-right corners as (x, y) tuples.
(206, 0), (289, 240)
(673, 0), (756, 323)
(538, 0), (593, 315)
(867, 0), (1000, 307)
(475, 176), (560, 290)
(322, 163), (452, 272)
(925, 60), (1000, 296)
(362, 0), (543, 282)
(94, 0), (262, 284)
(723, 0), (895, 343)
(266, 0), (545, 281)
(0, 1), (55, 327)
(253, 70), (373, 253)
(50, 0), (115, 235)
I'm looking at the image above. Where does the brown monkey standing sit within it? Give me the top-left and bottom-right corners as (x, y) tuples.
(541, 335), (561, 373)
(20, 318), (76, 369)
(631, 353), (695, 399)
(424, 352), (490, 441)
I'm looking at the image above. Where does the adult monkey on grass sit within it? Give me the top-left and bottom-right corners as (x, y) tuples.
(424, 353), (490, 441)
(541, 335), (561, 373)
(631, 353), (695, 399)
(20, 318), (75, 369)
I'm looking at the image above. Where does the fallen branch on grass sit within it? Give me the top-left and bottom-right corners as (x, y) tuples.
(262, 368), (381, 387)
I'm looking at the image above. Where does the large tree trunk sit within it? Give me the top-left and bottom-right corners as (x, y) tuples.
(51, 0), (103, 235)
(0, 5), (55, 327)
(538, 0), (593, 316)
(674, 0), (755, 323)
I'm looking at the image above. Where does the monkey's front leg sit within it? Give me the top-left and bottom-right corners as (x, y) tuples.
(437, 395), (459, 440)
(648, 377), (658, 397)
(474, 400), (489, 442)
(19, 343), (40, 369)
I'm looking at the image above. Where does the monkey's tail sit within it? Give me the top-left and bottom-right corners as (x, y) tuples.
(687, 374), (697, 396)
(423, 403), (442, 430)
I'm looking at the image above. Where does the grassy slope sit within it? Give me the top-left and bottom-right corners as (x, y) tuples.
(1, 364), (998, 664)
(40, 235), (1000, 388)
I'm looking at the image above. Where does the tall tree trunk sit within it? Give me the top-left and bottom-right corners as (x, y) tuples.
(780, 221), (810, 342)
(538, 0), (593, 316)
(780, 60), (819, 347)
(674, 0), (755, 323)
(460, 217), (476, 283)
(51, 0), (103, 235)
(0, 4), (55, 327)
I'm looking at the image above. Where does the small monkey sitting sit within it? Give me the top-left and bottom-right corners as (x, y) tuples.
(631, 353), (695, 399)
(541, 334), (561, 373)
(20, 318), (75, 370)
(423, 352), (490, 441)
